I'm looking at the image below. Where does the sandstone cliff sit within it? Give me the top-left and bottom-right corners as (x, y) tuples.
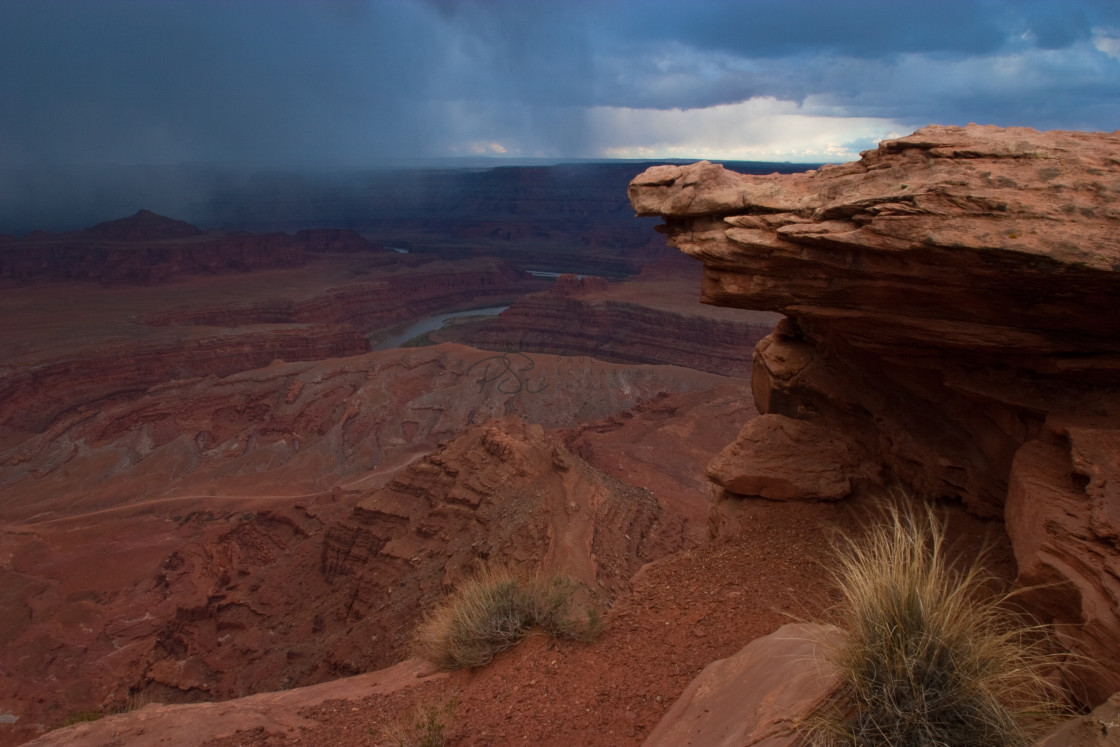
(629, 124), (1120, 703)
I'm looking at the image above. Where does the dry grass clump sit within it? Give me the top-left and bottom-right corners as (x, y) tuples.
(370, 694), (457, 747)
(415, 567), (602, 670)
(808, 505), (1066, 747)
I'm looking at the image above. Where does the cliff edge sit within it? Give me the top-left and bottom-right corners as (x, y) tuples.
(630, 124), (1120, 703)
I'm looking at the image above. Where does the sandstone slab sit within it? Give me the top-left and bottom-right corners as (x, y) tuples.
(1034, 690), (1120, 747)
(23, 658), (443, 747)
(643, 622), (838, 747)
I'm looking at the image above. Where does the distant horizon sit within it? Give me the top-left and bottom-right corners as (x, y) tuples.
(0, 158), (823, 237)
(0, 153), (831, 171)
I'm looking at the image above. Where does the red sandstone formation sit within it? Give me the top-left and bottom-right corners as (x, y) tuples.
(643, 623), (839, 747)
(438, 256), (780, 377)
(319, 412), (684, 662)
(629, 124), (1120, 703)
(0, 339), (737, 743)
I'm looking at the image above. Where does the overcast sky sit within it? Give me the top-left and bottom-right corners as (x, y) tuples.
(2, 0), (1119, 167)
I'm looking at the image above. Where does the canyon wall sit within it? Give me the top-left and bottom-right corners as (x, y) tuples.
(0, 326), (370, 435)
(0, 210), (394, 284)
(437, 258), (780, 377)
(629, 124), (1120, 702)
(449, 291), (771, 378)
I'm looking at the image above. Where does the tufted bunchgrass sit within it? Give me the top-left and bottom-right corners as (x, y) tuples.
(414, 566), (602, 670)
(806, 504), (1067, 747)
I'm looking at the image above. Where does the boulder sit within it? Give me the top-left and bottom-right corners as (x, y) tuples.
(707, 413), (863, 502)
(643, 622), (838, 747)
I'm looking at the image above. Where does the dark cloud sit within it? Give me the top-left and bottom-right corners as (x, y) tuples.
(1, 0), (1118, 171)
(594, 0), (1009, 60)
(0, 0), (447, 164)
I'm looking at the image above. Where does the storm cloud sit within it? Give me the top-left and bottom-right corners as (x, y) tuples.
(2, 0), (1118, 168)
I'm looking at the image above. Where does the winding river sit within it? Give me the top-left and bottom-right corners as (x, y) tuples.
(372, 306), (508, 350)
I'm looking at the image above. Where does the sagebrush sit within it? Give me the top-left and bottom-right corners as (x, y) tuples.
(414, 567), (602, 669)
(807, 504), (1066, 747)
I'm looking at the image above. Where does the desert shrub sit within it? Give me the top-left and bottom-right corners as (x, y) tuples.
(371, 695), (457, 747)
(807, 505), (1065, 747)
(415, 567), (602, 669)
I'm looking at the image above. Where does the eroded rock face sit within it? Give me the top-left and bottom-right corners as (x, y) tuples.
(321, 413), (686, 664)
(707, 414), (866, 503)
(0, 343), (731, 739)
(629, 124), (1120, 702)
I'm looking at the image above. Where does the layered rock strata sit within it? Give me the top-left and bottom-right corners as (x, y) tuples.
(1, 345), (727, 519)
(139, 258), (544, 331)
(320, 414), (686, 663)
(0, 258), (547, 437)
(0, 325), (370, 434)
(441, 258), (779, 377)
(452, 293), (770, 377)
(629, 124), (1120, 701)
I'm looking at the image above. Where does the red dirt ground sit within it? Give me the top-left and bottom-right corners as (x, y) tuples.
(198, 496), (1015, 747)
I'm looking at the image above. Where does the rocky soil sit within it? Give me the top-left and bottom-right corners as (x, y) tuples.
(21, 497), (1019, 747)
